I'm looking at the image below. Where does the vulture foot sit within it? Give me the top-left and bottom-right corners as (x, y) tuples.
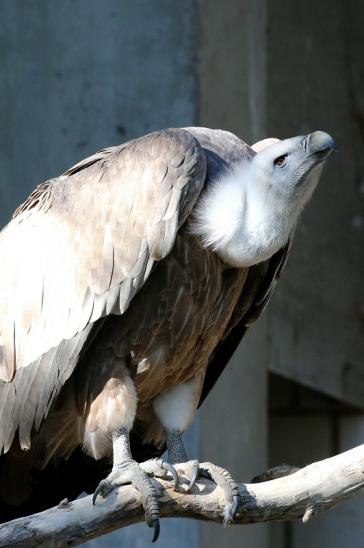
(92, 428), (177, 542)
(173, 460), (239, 524)
(93, 458), (177, 542)
(165, 430), (239, 523)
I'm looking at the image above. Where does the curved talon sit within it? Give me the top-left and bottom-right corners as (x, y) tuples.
(163, 461), (178, 489)
(232, 494), (239, 516)
(151, 518), (160, 542)
(92, 480), (106, 505)
(163, 462), (178, 489)
(188, 465), (199, 491)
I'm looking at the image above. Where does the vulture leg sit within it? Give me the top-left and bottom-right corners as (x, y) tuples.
(153, 377), (240, 524)
(92, 428), (176, 542)
(84, 358), (177, 541)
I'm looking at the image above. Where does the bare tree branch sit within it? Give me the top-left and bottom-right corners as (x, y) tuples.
(2, 444), (364, 547)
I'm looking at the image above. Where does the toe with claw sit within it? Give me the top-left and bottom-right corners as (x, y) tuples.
(92, 427), (178, 543)
(92, 458), (162, 541)
(199, 462), (240, 524)
(172, 460), (239, 523)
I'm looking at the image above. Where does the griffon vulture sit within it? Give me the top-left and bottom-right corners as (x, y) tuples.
(0, 127), (335, 539)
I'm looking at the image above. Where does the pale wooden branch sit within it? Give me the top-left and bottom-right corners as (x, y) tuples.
(2, 444), (364, 547)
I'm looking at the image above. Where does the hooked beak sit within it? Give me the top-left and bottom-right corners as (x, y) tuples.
(303, 131), (337, 159)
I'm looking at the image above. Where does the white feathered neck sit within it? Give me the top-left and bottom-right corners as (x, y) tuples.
(191, 163), (300, 267)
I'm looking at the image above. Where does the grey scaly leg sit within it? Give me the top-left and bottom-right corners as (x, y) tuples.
(93, 428), (177, 542)
(166, 430), (199, 490)
(153, 377), (240, 524)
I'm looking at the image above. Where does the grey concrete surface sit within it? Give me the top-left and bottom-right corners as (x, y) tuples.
(198, 0), (267, 144)
(264, 0), (364, 408)
(0, 0), (197, 225)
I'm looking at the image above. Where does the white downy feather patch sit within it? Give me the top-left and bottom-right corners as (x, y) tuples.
(153, 376), (201, 433)
(191, 162), (297, 267)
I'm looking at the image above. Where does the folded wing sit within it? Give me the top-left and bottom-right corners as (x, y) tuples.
(0, 129), (206, 383)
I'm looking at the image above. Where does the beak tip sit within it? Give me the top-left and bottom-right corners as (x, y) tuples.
(308, 131), (337, 154)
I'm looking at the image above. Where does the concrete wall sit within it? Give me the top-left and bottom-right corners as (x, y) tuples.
(0, 0), (197, 225)
(265, 3), (364, 545)
(264, 0), (364, 407)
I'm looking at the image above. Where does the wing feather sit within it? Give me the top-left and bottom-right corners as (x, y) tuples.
(0, 129), (206, 453)
(198, 241), (291, 406)
(0, 129), (206, 382)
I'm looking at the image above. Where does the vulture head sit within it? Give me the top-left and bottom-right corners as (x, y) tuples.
(192, 130), (336, 267)
(252, 130), (337, 204)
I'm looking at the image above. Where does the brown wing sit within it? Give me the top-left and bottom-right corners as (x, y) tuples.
(0, 128), (207, 453)
(0, 128), (206, 382)
(199, 240), (292, 405)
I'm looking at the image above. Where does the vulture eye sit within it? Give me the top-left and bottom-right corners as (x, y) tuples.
(274, 155), (287, 168)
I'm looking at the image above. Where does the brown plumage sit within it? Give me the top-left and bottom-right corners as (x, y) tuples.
(0, 126), (335, 528)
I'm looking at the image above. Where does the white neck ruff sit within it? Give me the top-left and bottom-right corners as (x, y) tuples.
(190, 164), (299, 267)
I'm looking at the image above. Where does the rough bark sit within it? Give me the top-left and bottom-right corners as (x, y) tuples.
(2, 444), (364, 547)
